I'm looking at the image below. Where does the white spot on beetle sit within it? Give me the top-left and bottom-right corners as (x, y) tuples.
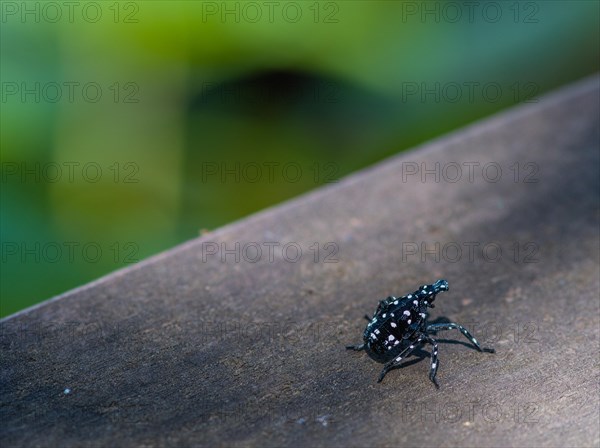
(393, 301), (398, 305)
(391, 322), (397, 328)
(413, 300), (418, 305)
(382, 313), (387, 318)
(432, 363), (437, 369)
(403, 310), (410, 316)
(388, 335), (395, 341)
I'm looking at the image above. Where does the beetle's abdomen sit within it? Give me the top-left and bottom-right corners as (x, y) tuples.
(362, 298), (422, 363)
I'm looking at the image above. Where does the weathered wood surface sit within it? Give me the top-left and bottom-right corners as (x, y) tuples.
(2, 76), (599, 448)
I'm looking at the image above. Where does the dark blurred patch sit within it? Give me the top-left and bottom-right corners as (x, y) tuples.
(187, 68), (397, 153)
(189, 69), (388, 115)
(180, 69), (398, 232)
(189, 70), (341, 116)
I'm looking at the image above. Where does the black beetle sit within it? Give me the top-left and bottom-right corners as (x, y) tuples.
(346, 279), (494, 387)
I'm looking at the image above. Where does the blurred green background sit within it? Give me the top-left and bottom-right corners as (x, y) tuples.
(1, 1), (599, 317)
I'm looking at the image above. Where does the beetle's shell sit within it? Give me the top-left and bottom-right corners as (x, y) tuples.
(362, 294), (426, 363)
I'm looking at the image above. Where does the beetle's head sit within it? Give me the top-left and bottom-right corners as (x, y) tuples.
(432, 279), (449, 294)
(418, 280), (449, 308)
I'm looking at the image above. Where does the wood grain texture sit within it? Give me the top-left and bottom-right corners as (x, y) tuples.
(2, 76), (599, 448)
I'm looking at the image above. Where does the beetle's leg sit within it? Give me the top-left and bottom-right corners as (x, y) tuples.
(422, 334), (440, 388)
(426, 322), (495, 353)
(377, 336), (425, 383)
(346, 343), (364, 351)
(363, 315), (371, 322)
